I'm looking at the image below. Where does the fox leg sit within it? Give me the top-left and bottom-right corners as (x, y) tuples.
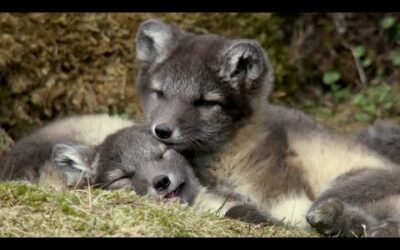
(306, 168), (400, 237)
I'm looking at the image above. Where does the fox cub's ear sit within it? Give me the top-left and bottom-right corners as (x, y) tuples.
(51, 143), (96, 186)
(216, 40), (274, 93)
(136, 19), (183, 67)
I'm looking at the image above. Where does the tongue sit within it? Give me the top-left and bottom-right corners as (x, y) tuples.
(167, 196), (181, 203)
(165, 189), (177, 198)
(165, 189), (181, 203)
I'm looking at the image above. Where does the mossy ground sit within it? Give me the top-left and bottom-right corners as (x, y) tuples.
(0, 182), (318, 237)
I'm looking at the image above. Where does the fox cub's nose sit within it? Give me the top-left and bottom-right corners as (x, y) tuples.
(154, 124), (173, 139)
(153, 175), (171, 191)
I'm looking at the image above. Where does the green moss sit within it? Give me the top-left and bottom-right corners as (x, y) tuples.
(0, 182), (318, 237)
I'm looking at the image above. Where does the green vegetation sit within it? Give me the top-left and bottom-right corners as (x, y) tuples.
(0, 182), (317, 237)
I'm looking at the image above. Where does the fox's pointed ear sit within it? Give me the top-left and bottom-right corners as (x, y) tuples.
(136, 19), (182, 67)
(215, 40), (274, 94)
(51, 143), (97, 186)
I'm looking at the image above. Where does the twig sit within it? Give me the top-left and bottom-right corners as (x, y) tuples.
(331, 14), (368, 87)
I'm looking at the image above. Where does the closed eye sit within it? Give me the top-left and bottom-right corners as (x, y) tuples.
(151, 89), (164, 98)
(193, 99), (223, 107)
(104, 171), (135, 188)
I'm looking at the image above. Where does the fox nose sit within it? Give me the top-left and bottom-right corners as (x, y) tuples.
(153, 175), (171, 191)
(154, 124), (173, 139)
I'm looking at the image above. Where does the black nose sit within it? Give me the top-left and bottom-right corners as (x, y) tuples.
(154, 124), (173, 139)
(153, 175), (171, 191)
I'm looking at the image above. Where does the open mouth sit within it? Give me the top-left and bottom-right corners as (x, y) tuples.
(163, 182), (185, 203)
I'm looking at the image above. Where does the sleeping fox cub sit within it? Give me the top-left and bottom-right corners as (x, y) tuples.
(1, 114), (270, 224)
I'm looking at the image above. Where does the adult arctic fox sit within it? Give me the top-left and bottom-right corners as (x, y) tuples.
(135, 19), (400, 237)
(1, 114), (269, 223)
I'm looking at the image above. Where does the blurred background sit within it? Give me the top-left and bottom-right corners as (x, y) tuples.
(1, 13), (400, 162)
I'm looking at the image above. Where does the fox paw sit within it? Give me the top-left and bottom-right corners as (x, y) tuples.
(225, 204), (275, 225)
(306, 198), (345, 236)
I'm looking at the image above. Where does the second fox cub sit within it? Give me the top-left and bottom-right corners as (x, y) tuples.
(2, 114), (270, 224)
(135, 19), (400, 237)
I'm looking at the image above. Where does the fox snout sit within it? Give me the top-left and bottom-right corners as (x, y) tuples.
(154, 124), (173, 139)
(152, 175), (171, 191)
(152, 123), (182, 142)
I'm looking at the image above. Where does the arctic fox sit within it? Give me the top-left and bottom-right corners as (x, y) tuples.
(1, 114), (270, 224)
(135, 19), (400, 237)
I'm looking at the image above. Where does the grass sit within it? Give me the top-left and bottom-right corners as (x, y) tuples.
(0, 182), (318, 237)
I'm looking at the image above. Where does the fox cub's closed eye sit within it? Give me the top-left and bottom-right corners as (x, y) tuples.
(151, 89), (164, 98)
(193, 99), (222, 107)
(112, 170), (135, 183)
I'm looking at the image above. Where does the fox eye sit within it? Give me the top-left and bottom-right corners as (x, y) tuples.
(193, 99), (222, 107)
(151, 89), (164, 99)
(106, 171), (135, 189)
(124, 170), (135, 178)
(117, 169), (135, 181)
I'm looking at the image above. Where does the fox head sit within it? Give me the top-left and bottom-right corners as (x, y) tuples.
(52, 125), (201, 205)
(135, 19), (274, 154)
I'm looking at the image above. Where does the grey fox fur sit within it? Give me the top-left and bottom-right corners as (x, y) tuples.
(135, 19), (400, 237)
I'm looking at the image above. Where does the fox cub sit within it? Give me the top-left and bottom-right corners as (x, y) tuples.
(1, 114), (270, 224)
(135, 19), (400, 237)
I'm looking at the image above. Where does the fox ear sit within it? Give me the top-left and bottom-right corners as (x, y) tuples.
(216, 40), (274, 94)
(51, 143), (96, 186)
(136, 19), (182, 67)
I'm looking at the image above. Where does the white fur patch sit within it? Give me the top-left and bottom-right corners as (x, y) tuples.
(52, 144), (90, 173)
(163, 149), (173, 160)
(171, 128), (181, 140)
(150, 80), (163, 91)
(269, 192), (313, 228)
(218, 40), (262, 90)
(40, 114), (134, 146)
(151, 124), (158, 138)
(288, 131), (395, 196)
(137, 24), (172, 64)
(191, 188), (240, 217)
(204, 91), (224, 102)
(158, 143), (167, 153)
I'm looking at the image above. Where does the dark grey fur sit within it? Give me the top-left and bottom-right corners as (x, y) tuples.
(0, 132), (92, 184)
